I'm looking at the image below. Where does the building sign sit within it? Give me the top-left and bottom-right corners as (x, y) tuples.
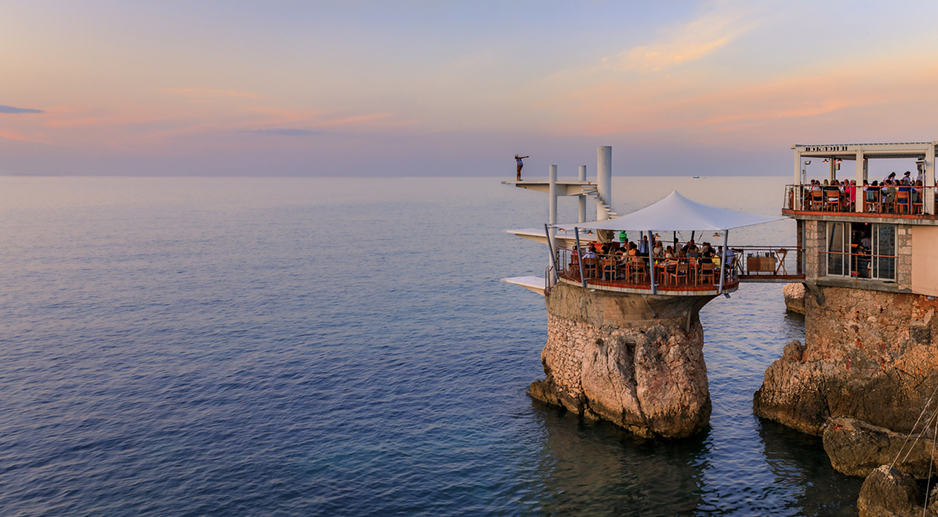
(802, 145), (849, 152)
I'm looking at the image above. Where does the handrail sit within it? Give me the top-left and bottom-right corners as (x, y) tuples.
(559, 249), (739, 292)
(784, 184), (937, 216)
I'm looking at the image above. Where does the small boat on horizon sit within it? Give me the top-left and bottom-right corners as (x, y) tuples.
(692, 175), (701, 179)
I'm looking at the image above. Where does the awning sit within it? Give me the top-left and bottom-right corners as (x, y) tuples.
(563, 190), (782, 232)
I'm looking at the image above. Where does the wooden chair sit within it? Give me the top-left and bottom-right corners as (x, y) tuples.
(661, 260), (677, 286)
(698, 262), (716, 284)
(896, 190), (911, 214)
(668, 262), (688, 286)
(865, 188), (881, 213)
(883, 189), (897, 214)
(628, 260), (646, 284)
(583, 257), (597, 279)
(601, 258), (617, 281)
(810, 190), (824, 211)
(825, 190), (840, 211)
(913, 189), (924, 215)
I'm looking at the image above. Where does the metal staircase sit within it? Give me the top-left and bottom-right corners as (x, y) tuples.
(581, 184), (618, 218)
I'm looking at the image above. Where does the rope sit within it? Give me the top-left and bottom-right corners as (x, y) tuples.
(892, 380), (938, 469)
(900, 409), (938, 467)
(924, 415), (938, 516)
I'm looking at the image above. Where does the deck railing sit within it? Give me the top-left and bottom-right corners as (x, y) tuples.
(731, 245), (803, 278)
(557, 249), (739, 292)
(783, 184), (937, 216)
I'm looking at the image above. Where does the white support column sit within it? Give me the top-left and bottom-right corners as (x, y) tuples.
(577, 165), (587, 223)
(926, 143), (936, 215)
(829, 157), (837, 181)
(548, 164), (558, 263)
(597, 146), (612, 221)
(793, 149), (802, 209)
(548, 163), (558, 234)
(855, 150), (864, 212)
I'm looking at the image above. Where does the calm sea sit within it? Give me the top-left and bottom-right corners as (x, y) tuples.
(0, 176), (861, 515)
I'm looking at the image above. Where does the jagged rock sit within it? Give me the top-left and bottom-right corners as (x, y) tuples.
(783, 282), (806, 315)
(857, 465), (936, 517)
(528, 282), (712, 438)
(755, 286), (938, 446)
(823, 417), (937, 478)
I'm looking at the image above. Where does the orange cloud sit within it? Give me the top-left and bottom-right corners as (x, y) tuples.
(0, 129), (46, 143)
(545, 47), (938, 144)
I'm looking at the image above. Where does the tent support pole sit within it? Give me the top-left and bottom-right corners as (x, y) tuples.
(648, 229), (656, 295)
(574, 227), (586, 288)
(545, 224), (560, 285)
(719, 230), (729, 293)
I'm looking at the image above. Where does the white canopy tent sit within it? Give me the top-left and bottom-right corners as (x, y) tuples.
(562, 190), (782, 232)
(557, 190), (784, 295)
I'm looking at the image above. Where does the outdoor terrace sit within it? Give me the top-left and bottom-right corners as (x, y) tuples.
(782, 184), (938, 224)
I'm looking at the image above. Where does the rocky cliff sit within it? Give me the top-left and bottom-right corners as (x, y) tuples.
(782, 282), (805, 315)
(528, 282), (713, 438)
(754, 285), (938, 476)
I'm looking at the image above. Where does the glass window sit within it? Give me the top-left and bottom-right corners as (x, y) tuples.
(873, 224), (896, 280)
(827, 222), (847, 276)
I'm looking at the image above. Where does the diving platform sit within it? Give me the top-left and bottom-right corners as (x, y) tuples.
(500, 276), (546, 296)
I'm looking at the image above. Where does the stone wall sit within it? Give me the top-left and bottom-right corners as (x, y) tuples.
(529, 282), (713, 438)
(804, 220), (826, 281)
(754, 284), (938, 476)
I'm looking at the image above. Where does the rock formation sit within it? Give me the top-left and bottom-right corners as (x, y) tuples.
(857, 465), (937, 517)
(755, 285), (938, 476)
(782, 282), (805, 315)
(824, 417), (936, 478)
(528, 282), (713, 438)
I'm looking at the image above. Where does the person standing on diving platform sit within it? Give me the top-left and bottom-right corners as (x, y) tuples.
(515, 155), (529, 181)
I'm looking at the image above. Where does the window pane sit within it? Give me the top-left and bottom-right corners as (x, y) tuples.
(827, 222), (844, 276)
(875, 224), (895, 280)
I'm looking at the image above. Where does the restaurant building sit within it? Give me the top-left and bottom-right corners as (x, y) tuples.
(784, 142), (938, 296)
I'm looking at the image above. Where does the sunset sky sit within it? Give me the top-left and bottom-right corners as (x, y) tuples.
(3, 0), (938, 176)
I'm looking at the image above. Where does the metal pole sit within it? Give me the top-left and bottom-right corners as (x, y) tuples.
(718, 230), (729, 293)
(544, 224), (560, 284)
(575, 227), (586, 288)
(648, 229), (656, 294)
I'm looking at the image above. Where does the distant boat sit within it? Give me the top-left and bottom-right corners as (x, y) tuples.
(692, 175), (701, 179)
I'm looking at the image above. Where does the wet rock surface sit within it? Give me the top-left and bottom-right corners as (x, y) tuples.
(783, 282), (805, 315)
(528, 282), (712, 438)
(755, 285), (938, 476)
(824, 417), (936, 478)
(857, 465), (938, 517)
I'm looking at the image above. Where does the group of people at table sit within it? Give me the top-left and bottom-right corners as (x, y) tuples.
(803, 170), (928, 213)
(568, 236), (735, 287)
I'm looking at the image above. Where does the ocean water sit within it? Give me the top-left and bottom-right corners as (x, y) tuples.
(0, 176), (862, 515)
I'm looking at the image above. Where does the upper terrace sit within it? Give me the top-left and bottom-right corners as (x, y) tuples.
(784, 141), (938, 225)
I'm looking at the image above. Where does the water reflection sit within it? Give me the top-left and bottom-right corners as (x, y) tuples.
(757, 417), (862, 516)
(524, 402), (707, 515)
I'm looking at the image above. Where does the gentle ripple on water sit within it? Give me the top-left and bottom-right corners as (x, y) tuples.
(0, 177), (861, 515)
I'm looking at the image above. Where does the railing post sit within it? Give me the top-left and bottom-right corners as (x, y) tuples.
(793, 149), (803, 210)
(855, 150), (864, 212)
(574, 227), (586, 288)
(648, 229), (656, 294)
(544, 224), (560, 284)
(718, 230), (729, 293)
